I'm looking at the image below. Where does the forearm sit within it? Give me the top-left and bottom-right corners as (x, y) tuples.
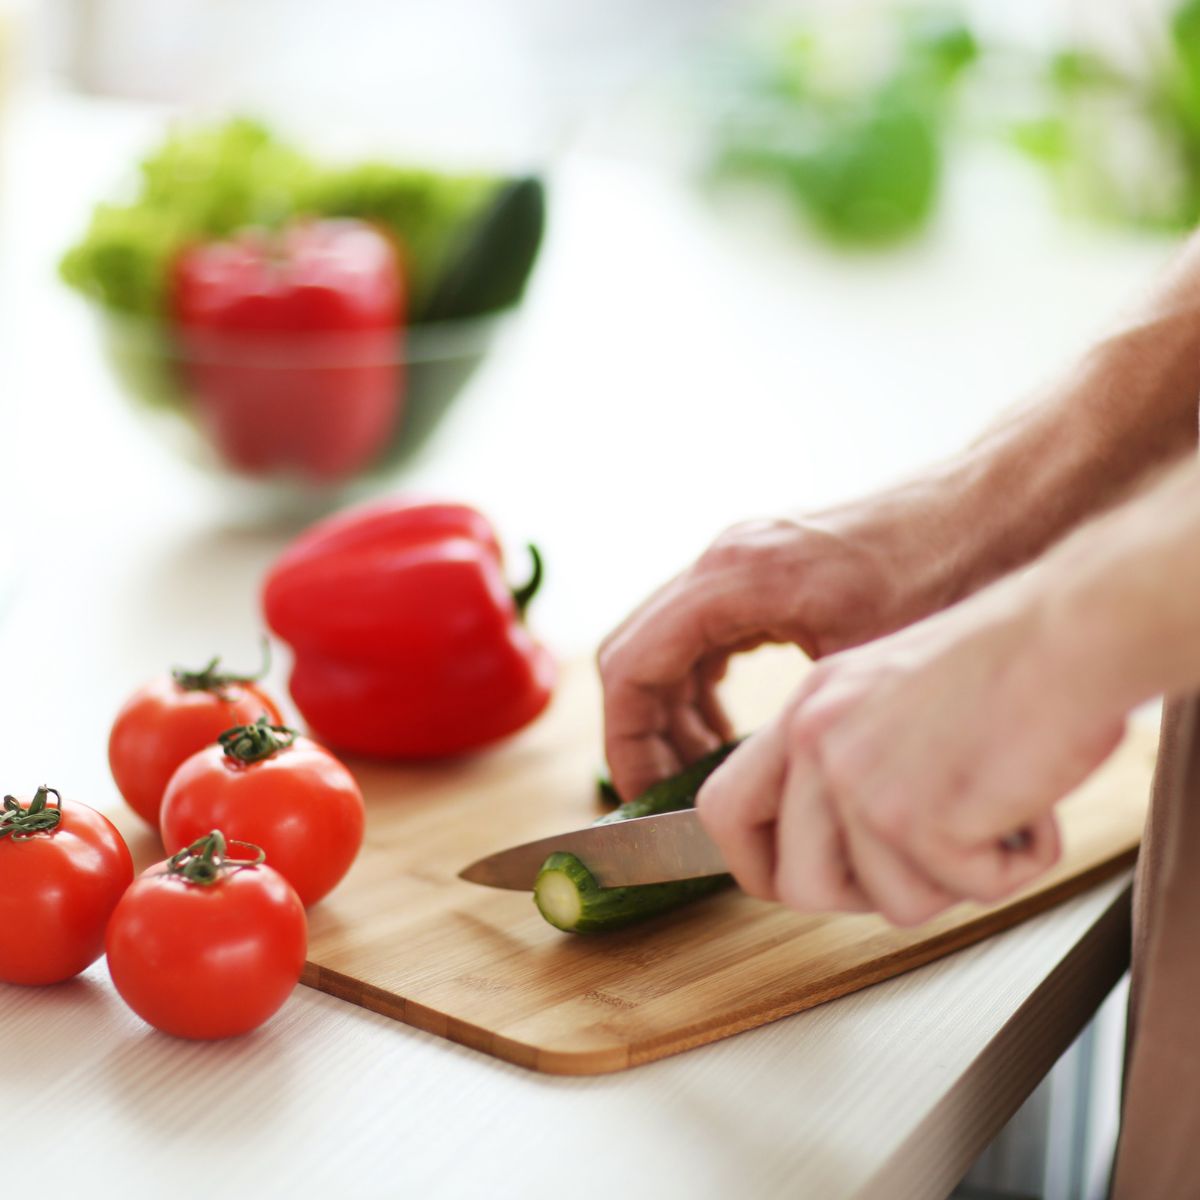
(808, 234), (1200, 643)
(1039, 458), (1200, 712)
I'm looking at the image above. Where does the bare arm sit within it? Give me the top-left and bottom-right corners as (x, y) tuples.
(809, 246), (1200, 647)
(601, 231), (1200, 799)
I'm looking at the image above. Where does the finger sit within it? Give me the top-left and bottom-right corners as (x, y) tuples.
(773, 750), (872, 913)
(599, 589), (722, 697)
(940, 718), (1126, 846)
(696, 721), (788, 900)
(599, 586), (699, 800)
(911, 811), (1062, 905)
(841, 816), (959, 927)
(995, 812), (1062, 895)
(694, 654), (736, 743)
(599, 586), (781, 799)
(667, 699), (725, 766)
(605, 733), (683, 804)
(601, 652), (681, 799)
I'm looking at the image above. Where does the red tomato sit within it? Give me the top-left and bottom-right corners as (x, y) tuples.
(107, 831), (307, 1039)
(109, 656), (284, 827)
(0, 787), (133, 985)
(160, 719), (365, 906)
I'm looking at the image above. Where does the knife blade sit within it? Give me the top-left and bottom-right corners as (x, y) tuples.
(458, 808), (728, 891)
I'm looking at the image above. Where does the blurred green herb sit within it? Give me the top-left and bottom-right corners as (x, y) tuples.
(709, 8), (979, 246)
(1011, 0), (1200, 231)
(706, 0), (1200, 245)
(60, 117), (532, 320)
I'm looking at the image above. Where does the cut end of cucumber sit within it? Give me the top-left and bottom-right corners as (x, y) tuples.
(534, 868), (585, 932)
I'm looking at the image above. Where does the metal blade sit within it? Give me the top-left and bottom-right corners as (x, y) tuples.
(458, 809), (728, 891)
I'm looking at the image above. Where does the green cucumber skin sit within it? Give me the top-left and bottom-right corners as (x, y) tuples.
(595, 774), (621, 808)
(534, 741), (740, 934)
(418, 176), (546, 323)
(595, 741), (740, 825)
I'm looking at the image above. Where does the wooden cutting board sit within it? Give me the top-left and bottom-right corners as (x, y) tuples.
(296, 646), (1157, 1075)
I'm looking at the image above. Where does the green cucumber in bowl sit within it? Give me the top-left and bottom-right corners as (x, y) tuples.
(419, 176), (546, 322)
(534, 741), (739, 934)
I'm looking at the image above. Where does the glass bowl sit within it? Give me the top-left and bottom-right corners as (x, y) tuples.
(94, 306), (505, 514)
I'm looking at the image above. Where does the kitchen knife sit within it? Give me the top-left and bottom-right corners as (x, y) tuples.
(458, 808), (728, 891)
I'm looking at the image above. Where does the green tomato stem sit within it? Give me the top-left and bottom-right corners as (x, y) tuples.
(218, 714), (298, 764)
(166, 830), (266, 886)
(0, 786), (64, 841)
(172, 636), (271, 698)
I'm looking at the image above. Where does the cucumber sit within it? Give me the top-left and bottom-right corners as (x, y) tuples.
(534, 742), (739, 934)
(535, 853), (730, 933)
(594, 772), (621, 808)
(418, 176), (546, 323)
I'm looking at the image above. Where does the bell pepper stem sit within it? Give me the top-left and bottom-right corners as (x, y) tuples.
(511, 544), (544, 618)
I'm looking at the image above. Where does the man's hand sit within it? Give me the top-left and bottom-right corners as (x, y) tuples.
(695, 576), (1128, 926)
(598, 516), (919, 802)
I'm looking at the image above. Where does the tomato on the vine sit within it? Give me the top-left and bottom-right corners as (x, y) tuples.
(107, 830), (307, 1039)
(160, 717), (365, 907)
(109, 647), (284, 827)
(0, 786), (133, 986)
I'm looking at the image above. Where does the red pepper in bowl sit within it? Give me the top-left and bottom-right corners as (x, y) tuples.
(262, 499), (556, 758)
(171, 218), (404, 482)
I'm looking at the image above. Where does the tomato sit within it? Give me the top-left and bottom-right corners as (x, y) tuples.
(107, 831), (307, 1039)
(109, 651), (284, 827)
(160, 717), (365, 907)
(0, 787), (134, 986)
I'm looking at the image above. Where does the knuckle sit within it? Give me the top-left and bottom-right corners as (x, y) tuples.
(774, 873), (816, 913)
(1034, 824), (1062, 871)
(701, 518), (797, 572)
(784, 698), (834, 755)
(882, 896), (943, 928)
(784, 703), (817, 750)
(775, 865), (836, 914)
(857, 791), (910, 842)
(879, 903), (912, 927)
(595, 637), (614, 672)
(735, 870), (778, 904)
(595, 637), (625, 681)
(820, 741), (859, 795)
(968, 876), (1012, 905)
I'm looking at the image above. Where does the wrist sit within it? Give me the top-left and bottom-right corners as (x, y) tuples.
(1033, 578), (1151, 725)
(804, 480), (971, 641)
(1030, 471), (1200, 718)
(811, 317), (1200, 647)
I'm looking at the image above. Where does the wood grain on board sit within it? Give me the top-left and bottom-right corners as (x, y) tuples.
(287, 647), (1156, 1075)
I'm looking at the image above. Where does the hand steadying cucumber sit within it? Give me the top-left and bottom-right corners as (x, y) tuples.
(534, 742), (739, 934)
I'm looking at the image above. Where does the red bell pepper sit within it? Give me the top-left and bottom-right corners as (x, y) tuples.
(171, 218), (404, 482)
(261, 499), (556, 758)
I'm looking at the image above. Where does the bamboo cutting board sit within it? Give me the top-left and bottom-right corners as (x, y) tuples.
(300, 647), (1155, 1075)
